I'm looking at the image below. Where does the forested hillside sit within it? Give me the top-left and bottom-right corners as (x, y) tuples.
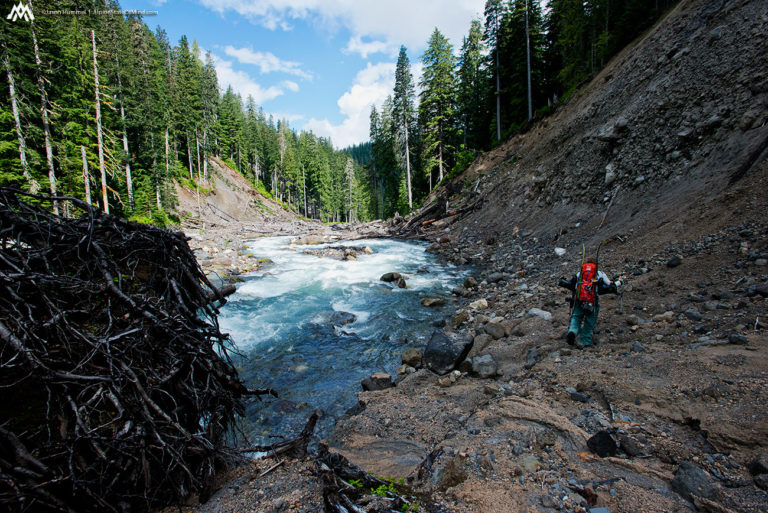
(0, 0), (374, 225)
(368, 0), (678, 218)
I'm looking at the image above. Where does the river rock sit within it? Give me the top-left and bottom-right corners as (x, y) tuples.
(361, 373), (393, 392)
(484, 322), (506, 340)
(423, 330), (474, 375)
(684, 308), (703, 321)
(452, 310), (469, 327)
(486, 272), (504, 283)
(527, 308), (553, 321)
(401, 348), (423, 367)
(380, 272), (403, 282)
(469, 298), (488, 310)
(471, 354), (498, 378)
(464, 276), (478, 289)
(421, 297), (446, 307)
(653, 311), (675, 323)
(728, 333), (748, 345)
(672, 461), (716, 501)
(329, 311), (357, 326)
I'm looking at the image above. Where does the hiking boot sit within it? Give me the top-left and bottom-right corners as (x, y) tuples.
(566, 331), (576, 345)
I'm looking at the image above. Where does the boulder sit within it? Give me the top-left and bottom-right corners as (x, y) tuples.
(396, 277), (407, 289)
(361, 373), (394, 392)
(471, 354), (498, 378)
(401, 348), (423, 367)
(328, 311), (357, 326)
(423, 330), (474, 375)
(463, 276), (478, 289)
(671, 461), (716, 501)
(380, 272), (403, 282)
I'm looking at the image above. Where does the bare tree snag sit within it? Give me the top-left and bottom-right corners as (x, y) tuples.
(91, 30), (108, 214)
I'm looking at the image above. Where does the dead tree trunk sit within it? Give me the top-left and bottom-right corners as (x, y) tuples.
(91, 30), (108, 214)
(81, 145), (91, 205)
(3, 50), (39, 193)
(31, 25), (57, 213)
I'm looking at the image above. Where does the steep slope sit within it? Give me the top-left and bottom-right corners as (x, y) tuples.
(417, 0), (766, 255)
(175, 157), (302, 229)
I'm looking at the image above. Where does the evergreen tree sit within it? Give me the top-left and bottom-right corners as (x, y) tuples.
(458, 19), (490, 151)
(392, 46), (416, 211)
(419, 28), (458, 188)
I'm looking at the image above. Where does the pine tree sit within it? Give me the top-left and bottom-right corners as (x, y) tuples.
(419, 28), (458, 189)
(392, 46), (416, 211)
(458, 19), (489, 151)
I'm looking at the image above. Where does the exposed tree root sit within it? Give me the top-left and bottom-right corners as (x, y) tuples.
(0, 188), (254, 512)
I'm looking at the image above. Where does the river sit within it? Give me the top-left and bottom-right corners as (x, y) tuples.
(218, 236), (469, 443)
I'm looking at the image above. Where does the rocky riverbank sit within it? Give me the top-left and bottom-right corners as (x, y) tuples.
(170, 168), (766, 513)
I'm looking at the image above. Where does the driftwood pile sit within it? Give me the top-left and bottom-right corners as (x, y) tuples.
(0, 189), (258, 512)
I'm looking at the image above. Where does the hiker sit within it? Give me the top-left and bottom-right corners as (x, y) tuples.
(558, 257), (622, 347)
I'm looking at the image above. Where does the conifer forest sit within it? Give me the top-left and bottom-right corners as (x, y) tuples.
(1, 0), (675, 225)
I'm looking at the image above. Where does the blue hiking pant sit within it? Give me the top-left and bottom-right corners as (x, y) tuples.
(569, 302), (599, 346)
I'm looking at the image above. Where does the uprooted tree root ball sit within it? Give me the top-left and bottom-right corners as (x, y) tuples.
(0, 188), (266, 512)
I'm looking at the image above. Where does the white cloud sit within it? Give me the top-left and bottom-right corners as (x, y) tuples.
(213, 55), (285, 104)
(281, 80), (300, 92)
(304, 62), (395, 148)
(199, 0), (486, 56)
(224, 46), (312, 79)
(344, 35), (391, 59)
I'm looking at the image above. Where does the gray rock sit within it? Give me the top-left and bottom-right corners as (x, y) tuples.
(755, 474), (768, 491)
(423, 330), (474, 375)
(684, 308), (703, 321)
(667, 255), (683, 267)
(486, 272), (504, 283)
(631, 341), (646, 353)
(401, 348), (423, 367)
(452, 310), (469, 327)
(484, 322), (506, 340)
(472, 354), (498, 378)
(361, 373), (393, 391)
(527, 308), (553, 321)
(728, 333), (748, 345)
(626, 314), (641, 326)
(565, 387), (590, 403)
(672, 461), (716, 501)
(588, 508), (613, 513)
(463, 276), (478, 289)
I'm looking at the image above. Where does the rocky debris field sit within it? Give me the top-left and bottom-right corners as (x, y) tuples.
(164, 1), (768, 511)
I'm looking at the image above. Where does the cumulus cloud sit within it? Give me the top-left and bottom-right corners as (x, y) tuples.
(212, 54), (286, 104)
(224, 46), (312, 79)
(344, 35), (391, 59)
(199, 0), (485, 56)
(304, 62), (395, 148)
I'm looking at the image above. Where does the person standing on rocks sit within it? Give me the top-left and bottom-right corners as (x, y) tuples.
(558, 257), (622, 348)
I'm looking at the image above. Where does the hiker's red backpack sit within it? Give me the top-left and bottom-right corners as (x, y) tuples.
(577, 262), (598, 307)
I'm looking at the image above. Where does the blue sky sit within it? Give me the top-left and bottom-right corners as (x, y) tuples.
(121, 0), (487, 148)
